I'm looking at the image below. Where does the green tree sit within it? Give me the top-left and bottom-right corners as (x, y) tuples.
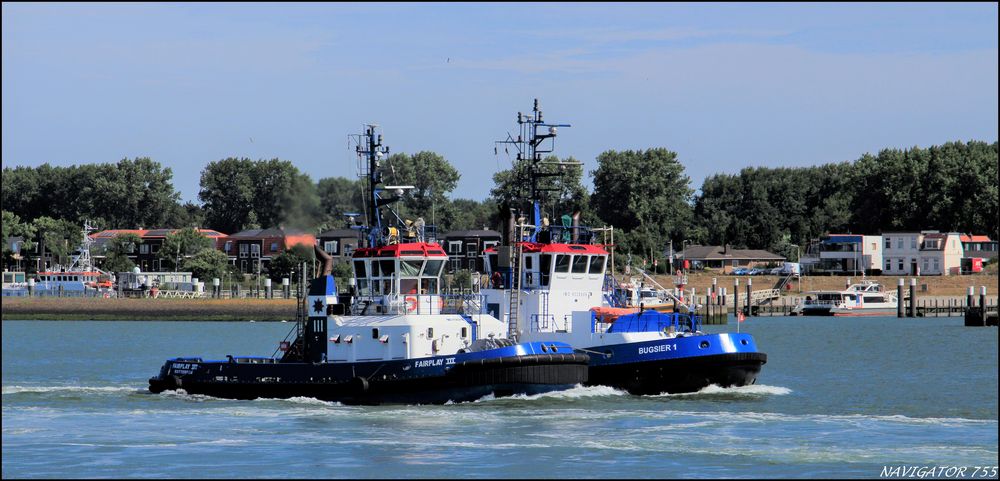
(267, 244), (315, 282)
(199, 158), (320, 234)
(158, 227), (214, 270)
(101, 233), (141, 274)
(491, 155), (593, 228)
(30, 216), (82, 268)
(2, 210), (36, 269)
(591, 148), (693, 260)
(384, 151), (460, 227)
(317, 176), (364, 227)
(183, 249), (231, 282)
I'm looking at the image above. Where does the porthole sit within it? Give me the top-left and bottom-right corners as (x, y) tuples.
(740, 339), (748, 346)
(699, 341), (710, 349)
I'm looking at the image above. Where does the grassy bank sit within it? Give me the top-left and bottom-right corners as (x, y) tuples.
(1, 298), (297, 321)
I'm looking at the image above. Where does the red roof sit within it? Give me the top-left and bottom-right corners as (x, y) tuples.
(484, 242), (609, 255)
(90, 229), (148, 238)
(960, 235), (992, 243)
(353, 242), (448, 258)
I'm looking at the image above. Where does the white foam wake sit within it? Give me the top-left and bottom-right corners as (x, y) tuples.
(2, 385), (140, 395)
(652, 383), (793, 397)
(476, 384), (628, 403)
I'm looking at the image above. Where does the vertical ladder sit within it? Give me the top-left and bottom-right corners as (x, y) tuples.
(507, 226), (524, 341)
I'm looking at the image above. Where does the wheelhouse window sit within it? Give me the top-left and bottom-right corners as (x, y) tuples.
(589, 255), (606, 274)
(554, 254), (570, 273)
(571, 255), (588, 274)
(540, 254), (552, 286)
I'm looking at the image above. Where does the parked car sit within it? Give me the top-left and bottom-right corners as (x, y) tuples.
(731, 267), (748, 275)
(747, 268), (765, 276)
(768, 266), (783, 275)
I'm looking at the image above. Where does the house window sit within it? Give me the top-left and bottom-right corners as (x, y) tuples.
(139, 244), (151, 254)
(910, 238), (916, 249)
(324, 241), (338, 254)
(343, 244), (355, 256)
(224, 241), (232, 252)
(448, 241), (462, 255)
(239, 244), (249, 258)
(897, 238), (903, 249)
(898, 259), (904, 271)
(466, 242), (478, 257)
(151, 244), (159, 253)
(270, 242), (279, 252)
(932, 259), (939, 271)
(250, 244), (260, 257)
(885, 259), (891, 271)
(885, 238), (891, 249)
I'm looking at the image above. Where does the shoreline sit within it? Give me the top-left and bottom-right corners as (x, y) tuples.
(1, 298), (297, 322)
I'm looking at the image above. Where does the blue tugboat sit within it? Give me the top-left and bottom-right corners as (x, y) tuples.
(149, 125), (589, 404)
(480, 100), (767, 395)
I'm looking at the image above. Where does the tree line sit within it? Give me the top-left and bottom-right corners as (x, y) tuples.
(3, 140), (997, 273)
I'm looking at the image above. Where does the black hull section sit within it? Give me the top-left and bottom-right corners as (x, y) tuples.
(150, 353), (590, 405)
(587, 352), (767, 395)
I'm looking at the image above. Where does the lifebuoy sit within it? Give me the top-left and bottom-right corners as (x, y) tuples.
(404, 295), (418, 312)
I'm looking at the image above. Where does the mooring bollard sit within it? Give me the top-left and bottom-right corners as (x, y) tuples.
(213, 278), (221, 298)
(282, 277), (290, 299)
(733, 279), (740, 320)
(980, 286), (987, 312)
(898, 278), (905, 318)
(909, 278), (917, 318)
(265, 278), (273, 299)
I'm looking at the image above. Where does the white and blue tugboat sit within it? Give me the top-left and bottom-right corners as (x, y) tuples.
(480, 100), (767, 395)
(149, 125), (589, 404)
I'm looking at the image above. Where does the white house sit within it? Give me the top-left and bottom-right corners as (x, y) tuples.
(882, 232), (924, 275)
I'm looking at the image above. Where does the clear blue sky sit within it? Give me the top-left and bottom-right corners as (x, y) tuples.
(3, 3), (997, 203)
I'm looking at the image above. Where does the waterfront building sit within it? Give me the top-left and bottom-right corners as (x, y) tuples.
(881, 232), (924, 275)
(960, 234), (997, 273)
(814, 234), (883, 275)
(225, 228), (316, 274)
(90, 228), (227, 271)
(441, 229), (502, 273)
(675, 244), (785, 272)
(315, 228), (363, 266)
(917, 232), (963, 276)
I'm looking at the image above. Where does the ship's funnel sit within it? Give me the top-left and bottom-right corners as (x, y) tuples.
(314, 244), (333, 276)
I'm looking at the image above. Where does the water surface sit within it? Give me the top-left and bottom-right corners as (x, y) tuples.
(3, 317), (997, 478)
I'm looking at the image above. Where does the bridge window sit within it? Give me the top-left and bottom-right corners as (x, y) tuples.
(571, 255), (588, 274)
(354, 260), (367, 278)
(540, 254), (552, 286)
(401, 260), (424, 277)
(379, 260), (396, 277)
(421, 278), (438, 294)
(589, 255), (605, 274)
(524, 255), (533, 270)
(554, 255), (570, 273)
(423, 260), (444, 277)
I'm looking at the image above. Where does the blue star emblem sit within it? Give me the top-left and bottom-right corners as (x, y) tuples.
(313, 299), (324, 314)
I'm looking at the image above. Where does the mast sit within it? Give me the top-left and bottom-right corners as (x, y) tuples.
(494, 99), (574, 242)
(351, 125), (401, 248)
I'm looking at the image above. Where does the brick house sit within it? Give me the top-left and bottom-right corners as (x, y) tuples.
(441, 230), (502, 273)
(226, 228), (316, 274)
(316, 228), (363, 265)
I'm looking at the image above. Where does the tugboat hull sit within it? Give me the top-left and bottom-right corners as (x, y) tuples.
(587, 352), (767, 395)
(581, 333), (767, 395)
(149, 352), (590, 405)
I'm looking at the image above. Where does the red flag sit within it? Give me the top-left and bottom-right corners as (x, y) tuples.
(737, 311), (746, 323)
